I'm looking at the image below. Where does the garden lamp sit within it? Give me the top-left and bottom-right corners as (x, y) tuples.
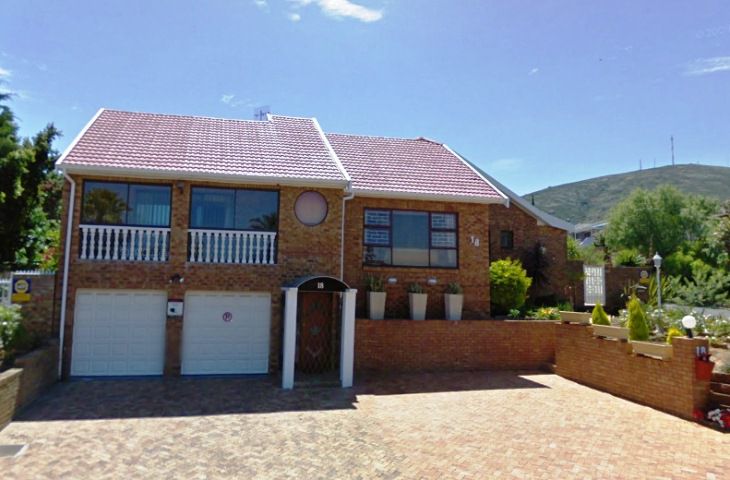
(652, 253), (662, 322)
(681, 315), (696, 339)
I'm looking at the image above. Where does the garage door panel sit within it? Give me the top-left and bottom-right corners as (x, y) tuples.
(182, 292), (271, 375)
(71, 290), (166, 376)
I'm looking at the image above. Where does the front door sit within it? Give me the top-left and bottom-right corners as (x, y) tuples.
(297, 292), (335, 373)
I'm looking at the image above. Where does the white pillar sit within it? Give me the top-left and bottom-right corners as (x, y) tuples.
(340, 288), (357, 388)
(281, 287), (298, 389)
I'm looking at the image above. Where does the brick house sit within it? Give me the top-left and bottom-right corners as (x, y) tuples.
(55, 109), (571, 387)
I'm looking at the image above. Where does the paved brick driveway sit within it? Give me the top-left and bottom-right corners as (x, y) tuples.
(1, 372), (728, 479)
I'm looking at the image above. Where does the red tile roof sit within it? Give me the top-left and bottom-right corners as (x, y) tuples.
(59, 109), (348, 185)
(326, 133), (505, 202)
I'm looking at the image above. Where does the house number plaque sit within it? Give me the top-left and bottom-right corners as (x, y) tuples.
(222, 312), (233, 323)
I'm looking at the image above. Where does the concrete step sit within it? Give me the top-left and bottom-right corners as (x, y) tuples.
(709, 391), (730, 408)
(710, 382), (730, 395)
(711, 372), (730, 384)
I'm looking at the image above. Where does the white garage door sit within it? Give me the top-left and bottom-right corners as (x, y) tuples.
(71, 290), (167, 376)
(182, 292), (271, 375)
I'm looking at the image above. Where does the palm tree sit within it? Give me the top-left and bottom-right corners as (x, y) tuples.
(249, 212), (278, 231)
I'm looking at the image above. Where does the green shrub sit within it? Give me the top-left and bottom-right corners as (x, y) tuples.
(445, 282), (463, 295)
(626, 295), (650, 341)
(557, 300), (573, 312)
(507, 308), (521, 319)
(534, 307), (560, 320)
(364, 275), (384, 292)
(408, 283), (424, 294)
(0, 304), (23, 365)
(490, 258), (532, 314)
(591, 302), (610, 325)
(612, 249), (647, 267)
(665, 327), (683, 344)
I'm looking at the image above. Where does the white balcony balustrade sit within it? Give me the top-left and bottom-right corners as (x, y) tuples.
(79, 225), (170, 262)
(188, 229), (277, 265)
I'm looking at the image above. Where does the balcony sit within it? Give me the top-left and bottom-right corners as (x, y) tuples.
(188, 229), (277, 265)
(79, 225), (170, 262)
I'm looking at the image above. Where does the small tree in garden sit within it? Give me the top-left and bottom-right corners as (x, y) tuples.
(0, 304), (23, 366)
(626, 295), (650, 341)
(490, 258), (532, 314)
(591, 302), (610, 325)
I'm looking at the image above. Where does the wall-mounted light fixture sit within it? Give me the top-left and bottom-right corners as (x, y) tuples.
(176, 181), (185, 193)
(169, 273), (184, 284)
(387, 277), (398, 285)
(427, 277), (438, 286)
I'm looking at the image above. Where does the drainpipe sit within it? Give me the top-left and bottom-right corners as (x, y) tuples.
(340, 182), (355, 279)
(57, 172), (76, 379)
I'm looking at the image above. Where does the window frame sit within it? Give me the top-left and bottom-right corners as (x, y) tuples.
(500, 230), (514, 250)
(363, 208), (459, 269)
(80, 180), (172, 228)
(188, 185), (281, 232)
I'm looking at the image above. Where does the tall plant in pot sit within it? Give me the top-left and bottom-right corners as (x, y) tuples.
(365, 275), (386, 320)
(444, 282), (464, 321)
(408, 283), (428, 320)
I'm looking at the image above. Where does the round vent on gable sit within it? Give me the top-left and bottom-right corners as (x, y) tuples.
(294, 191), (328, 226)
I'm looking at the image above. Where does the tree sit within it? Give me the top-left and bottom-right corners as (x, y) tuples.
(0, 94), (61, 270)
(603, 185), (719, 259)
(489, 258), (532, 314)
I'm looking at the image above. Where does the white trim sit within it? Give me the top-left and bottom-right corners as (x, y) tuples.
(352, 188), (506, 205)
(340, 185), (355, 279)
(60, 164), (349, 189)
(55, 108), (105, 168)
(340, 288), (357, 388)
(281, 287), (298, 389)
(311, 117), (351, 182)
(58, 173), (76, 378)
(442, 144), (509, 206)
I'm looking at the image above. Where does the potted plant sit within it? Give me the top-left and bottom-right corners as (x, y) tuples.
(365, 275), (386, 320)
(408, 283), (428, 321)
(591, 301), (629, 340)
(444, 282), (463, 321)
(558, 310), (591, 324)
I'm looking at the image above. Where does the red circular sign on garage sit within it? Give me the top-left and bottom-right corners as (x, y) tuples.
(222, 312), (233, 323)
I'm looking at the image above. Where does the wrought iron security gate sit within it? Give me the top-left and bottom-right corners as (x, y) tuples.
(583, 265), (605, 306)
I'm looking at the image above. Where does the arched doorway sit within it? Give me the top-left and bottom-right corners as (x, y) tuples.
(281, 276), (356, 389)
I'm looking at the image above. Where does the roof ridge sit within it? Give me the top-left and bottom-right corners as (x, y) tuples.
(100, 108), (270, 124)
(326, 131), (439, 143)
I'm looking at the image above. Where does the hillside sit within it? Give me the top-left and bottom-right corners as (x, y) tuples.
(524, 164), (730, 225)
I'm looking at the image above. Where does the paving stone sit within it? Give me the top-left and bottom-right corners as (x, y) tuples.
(0, 372), (727, 479)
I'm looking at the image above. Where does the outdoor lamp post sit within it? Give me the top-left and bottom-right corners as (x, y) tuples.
(653, 252), (663, 324)
(681, 315), (697, 338)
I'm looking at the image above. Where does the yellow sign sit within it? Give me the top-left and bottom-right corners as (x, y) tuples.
(11, 278), (31, 303)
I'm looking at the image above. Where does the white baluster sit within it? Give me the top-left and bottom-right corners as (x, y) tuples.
(102, 227), (110, 260)
(92, 228), (100, 260)
(189, 231), (196, 262)
(112, 228), (119, 260)
(121, 228), (128, 261)
(152, 229), (159, 261)
(268, 233), (275, 264)
(244, 232), (251, 263)
(133, 229), (140, 260)
(80, 226), (89, 260)
(205, 231), (211, 263)
(161, 230), (168, 262)
(252, 233), (259, 264)
(226, 233), (232, 263)
(144, 230), (151, 261)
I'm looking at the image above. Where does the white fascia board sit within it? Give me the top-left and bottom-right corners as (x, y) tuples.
(443, 144), (510, 206)
(55, 108), (105, 170)
(352, 188), (506, 205)
(311, 117), (351, 182)
(61, 164), (349, 189)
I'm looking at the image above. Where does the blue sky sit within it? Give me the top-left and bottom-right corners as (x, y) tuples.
(1, 0), (729, 194)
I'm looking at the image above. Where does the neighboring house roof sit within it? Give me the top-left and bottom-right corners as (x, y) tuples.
(325, 133), (507, 204)
(464, 158), (574, 232)
(57, 109), (349, 187)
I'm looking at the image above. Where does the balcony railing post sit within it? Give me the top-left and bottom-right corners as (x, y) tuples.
(186, 229), (276, 265)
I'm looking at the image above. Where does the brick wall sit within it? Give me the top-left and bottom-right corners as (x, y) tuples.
(0, 369), (21, 431)
(488, 203), (569, 303)
(13, 343), (59, 411)
(355, 319), (556, 373)
(343, 197), (492, 319)
(12, 272), (57, 339)
(555, 323), (710, 419)
(57, 175), (344, 376)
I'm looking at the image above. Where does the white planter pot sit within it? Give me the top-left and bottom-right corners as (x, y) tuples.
(591, 324), (630, 340)
(631, 341), (674, 360)
(559, 311), (591, 324)
(409, 293), (428, 320)
(367, 291), (386, 320)
(444, 294), (463, 321)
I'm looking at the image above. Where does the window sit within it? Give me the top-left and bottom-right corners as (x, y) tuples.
(363, 209), (457, 268)
(500, 230), (514, 250)
(190, 187), (279, 231)
(81, 181), (171, 226)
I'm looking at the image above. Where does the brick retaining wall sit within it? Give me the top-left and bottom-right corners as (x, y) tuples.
(0, 369), (21, 431)
(555, 323), (710, 419)
(14, 343), (59, 411)
(355, 319), (556, 373)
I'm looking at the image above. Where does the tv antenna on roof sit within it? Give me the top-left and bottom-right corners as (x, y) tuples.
(253, 105), (271, 121)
